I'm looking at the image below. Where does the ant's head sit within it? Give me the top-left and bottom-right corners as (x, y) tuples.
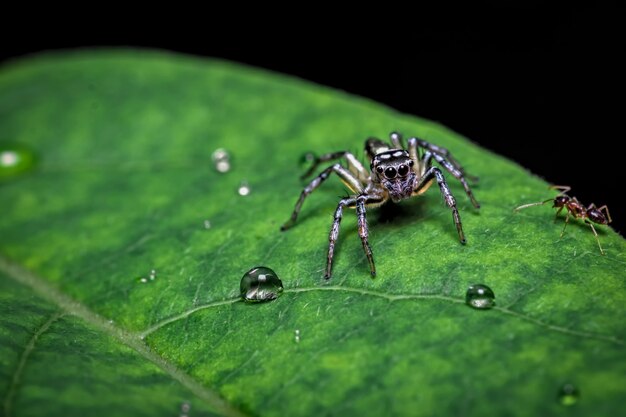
(588, 208), (610, 225)
(553, 195), (570, 208)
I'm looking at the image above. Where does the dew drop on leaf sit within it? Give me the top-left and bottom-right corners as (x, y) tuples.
(465, 284), (496, 309)
(294, 329), (301, 343)
(558, 383), (580, 406)
(238, 180), (251, 196)
(0, 144), (36, 179)
(211, 148), (231, 173)
(299, 151), (316, 167)
(203, 219), (211, 229)
(240, 266), (283, 303)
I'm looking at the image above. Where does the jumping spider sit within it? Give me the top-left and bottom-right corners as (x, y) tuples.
(514, 185), (612, 254)
(281, 132), (480, 279)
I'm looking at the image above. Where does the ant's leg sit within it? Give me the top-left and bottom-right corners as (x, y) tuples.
(413, 166), (466, 244)
(560, 212), (571, 237)
(585, 221), (606, 255)
(325, 197), (356, 279)
(281, 164), (362, 231)
(550, 185), (571, 195)
(301, 151), (369, 183)
(554, 206), (564, 222)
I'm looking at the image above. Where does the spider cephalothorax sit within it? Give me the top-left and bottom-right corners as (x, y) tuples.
(281, 132), (480, 279)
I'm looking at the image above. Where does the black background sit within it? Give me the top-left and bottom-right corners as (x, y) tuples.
(2, 4), (623, 235)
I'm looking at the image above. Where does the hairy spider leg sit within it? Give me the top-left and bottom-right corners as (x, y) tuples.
(281, 164), (364, 231)
(406, 137), (480, 208)
(411, 137), (477, 181)
(425, 150), (480, 208)
(300, 151), (369, 183)
(413, 166), (467, 244)
(325, 195), (382, 279)
(389, 131), (404, 149)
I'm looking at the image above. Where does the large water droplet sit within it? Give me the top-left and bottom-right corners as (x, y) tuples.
(238, 180), (251, 196)
(240, 266), (283, 302)
(466, 284), (495, 309)
(558, 383), (579, 406)
(0, 144), (36, 179)
(211, 148), (231, 173)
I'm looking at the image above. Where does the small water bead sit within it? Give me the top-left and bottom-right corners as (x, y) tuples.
(203, 219), (212, 229)
(465, 284), (496, 309)
(240, 266), (283, 303)
(0, 144), (36, 179)
(294, 329), (301, 343)
(149, 269), (157, 281)
(211, 148), (231, 173)
(180, 401), (191, 417)
(299, 152), (316, 167)
(558, 383), (580, 406)
(237, 181), (251, 196)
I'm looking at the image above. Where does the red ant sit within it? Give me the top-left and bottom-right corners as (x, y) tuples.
(514, 186), (612, 255)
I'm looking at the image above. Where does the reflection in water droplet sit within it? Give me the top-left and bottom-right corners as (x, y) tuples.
(149, 269), (157, 281)
(0, 144), (36, 179)
(238, 181), (251, 196)
(295, 329), (301, 343)
(211, 148), (231, 173)
(558, 383), (579, 406)
(203, 220), (212, 229)
(240, 266), (283, 302)
(465, 284), (495, 309)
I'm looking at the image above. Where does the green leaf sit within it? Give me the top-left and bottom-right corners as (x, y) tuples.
(0, 49), (624, 417)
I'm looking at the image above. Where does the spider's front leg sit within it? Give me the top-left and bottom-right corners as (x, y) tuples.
(325, 195), (379, 279)
(408, 137), (480, 208)
(281, 162), (365, 231)
(414, 166), (467, 244)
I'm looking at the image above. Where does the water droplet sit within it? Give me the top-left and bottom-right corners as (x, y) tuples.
(299, 152), (316, 166)
(211, 148), (231, 173)
(149, 269), (157, 281)
(240, 266), (283, 302)
(203, 220), (212, 229)
(465, 284), (495, 309)
(558, 383), (579, 406)
(138, 277), (149, 284)
(237, 181), (251, 196)
(294, 329), (301, 343)
(0, 144), (36, 179)
(180, 401), (191, 416)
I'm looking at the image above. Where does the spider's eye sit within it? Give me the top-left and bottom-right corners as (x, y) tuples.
(397, 165), (409, 177)
(376, 166), (384, 174)
(384, 167), (397, 179)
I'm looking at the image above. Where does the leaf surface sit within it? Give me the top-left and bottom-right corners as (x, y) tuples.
(0, 50), (624, 417)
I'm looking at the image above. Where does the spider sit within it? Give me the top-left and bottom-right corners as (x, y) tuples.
(281, 132), (480, 279)
(514, 185), (612, 255)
